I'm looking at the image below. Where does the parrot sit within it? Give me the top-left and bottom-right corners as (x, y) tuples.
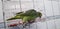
(7, 9), (42, 24)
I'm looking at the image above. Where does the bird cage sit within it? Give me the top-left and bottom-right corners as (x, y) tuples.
(0, 0), (60, 29)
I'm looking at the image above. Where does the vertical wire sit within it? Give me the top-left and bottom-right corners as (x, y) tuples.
(15, 0), (21, 29)
(58, 0), (60, 19)
(51, 0), (57, 29)
(43, 0), (48, 29)
(32, 0), (35, 9)
(1, 0), (6, 29)
(15, 2), (17, 14)
(58, 0), (60, 15)
(54, 0), (60, 29)
(19, 0), (22, 12)
(19, 0), (24, 29)
(32, 0), (37, 29)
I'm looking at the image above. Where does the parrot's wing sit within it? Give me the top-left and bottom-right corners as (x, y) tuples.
(25, 9), (37, 16)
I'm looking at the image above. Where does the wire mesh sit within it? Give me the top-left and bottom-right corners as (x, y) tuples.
(0, 0), (60, 29)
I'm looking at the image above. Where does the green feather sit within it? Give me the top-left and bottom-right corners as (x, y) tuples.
(25, 9), (37, 16)
(22, 16), (37, 23)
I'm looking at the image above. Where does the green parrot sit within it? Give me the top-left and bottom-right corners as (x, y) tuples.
(7, 9), (42, 23)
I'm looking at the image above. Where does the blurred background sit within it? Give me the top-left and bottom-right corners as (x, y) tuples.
(0, 0), (60, 29)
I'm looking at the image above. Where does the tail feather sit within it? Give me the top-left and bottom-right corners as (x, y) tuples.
(7, 18), (20, 21)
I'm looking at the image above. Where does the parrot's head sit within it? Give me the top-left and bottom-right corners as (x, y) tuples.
(37, 12), (42, 18)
